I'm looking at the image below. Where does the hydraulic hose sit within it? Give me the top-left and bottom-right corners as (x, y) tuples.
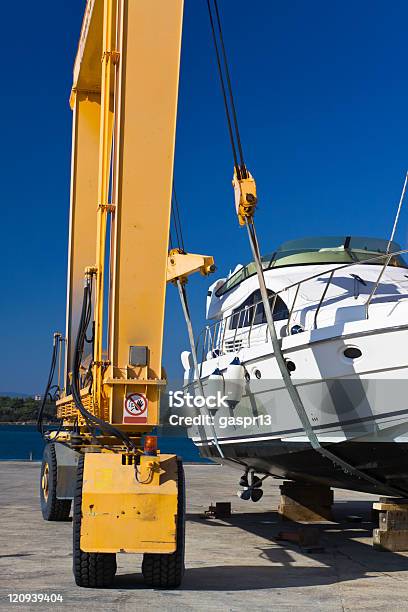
(37, 335), (60, 438)
(71, 279), (137, 453)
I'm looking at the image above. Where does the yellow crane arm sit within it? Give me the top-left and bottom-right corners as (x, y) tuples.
(59, 0), (213, 432)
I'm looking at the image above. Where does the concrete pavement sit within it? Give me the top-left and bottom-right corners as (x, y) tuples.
(1, 461), (408, 611)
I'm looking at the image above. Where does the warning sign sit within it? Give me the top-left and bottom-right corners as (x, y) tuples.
(123, 393), (148, 424)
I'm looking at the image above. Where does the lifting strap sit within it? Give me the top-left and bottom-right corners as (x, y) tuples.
(176, 280), (225, 458)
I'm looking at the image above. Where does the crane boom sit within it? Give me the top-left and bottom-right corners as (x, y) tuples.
(63, 0), (184, 427)
(59, 0), (212, 429)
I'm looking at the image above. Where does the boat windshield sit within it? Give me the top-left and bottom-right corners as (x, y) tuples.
(215, 235), (407, 297)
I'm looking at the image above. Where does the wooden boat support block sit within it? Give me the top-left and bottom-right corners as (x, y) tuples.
(373, 498), (408, 512)
(373, 498), (408, 551)
(278, 482), (334, 522)
(373, 529), (408, 552)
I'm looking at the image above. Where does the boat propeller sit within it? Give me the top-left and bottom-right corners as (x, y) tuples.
(237, 470), (264, 502)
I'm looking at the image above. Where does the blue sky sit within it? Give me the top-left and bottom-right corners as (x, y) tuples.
(1, 0), (408, 394)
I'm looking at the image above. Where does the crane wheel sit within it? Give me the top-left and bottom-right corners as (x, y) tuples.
(40, 443), (72, 521)
(142, 459), (185, 588)
(73, 455), (117, 588)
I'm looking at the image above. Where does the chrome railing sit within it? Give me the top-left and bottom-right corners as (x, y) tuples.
(196, 248), (408, 360)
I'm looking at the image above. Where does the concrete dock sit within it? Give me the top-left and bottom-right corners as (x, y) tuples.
(2, 462), (408, 611)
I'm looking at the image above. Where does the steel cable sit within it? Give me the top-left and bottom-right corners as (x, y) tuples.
(206, 0), (241, 177)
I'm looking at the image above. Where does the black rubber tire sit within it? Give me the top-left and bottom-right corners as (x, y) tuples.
(40, 443), (72, 521)
(72, 455), (117, 588)
(142, 460), (185, 588)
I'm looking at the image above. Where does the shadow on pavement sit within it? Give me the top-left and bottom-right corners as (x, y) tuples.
(113, 499), (408, 591)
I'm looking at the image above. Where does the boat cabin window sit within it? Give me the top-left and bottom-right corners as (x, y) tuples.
(216, 235), (408, 298)
(229, 290), (289, 329)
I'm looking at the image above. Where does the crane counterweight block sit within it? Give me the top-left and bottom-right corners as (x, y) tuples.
(78, 452), (180, 554)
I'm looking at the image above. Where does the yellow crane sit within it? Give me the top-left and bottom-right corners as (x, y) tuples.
(38, 2), (408, 588)
(38, 0), (215, 588)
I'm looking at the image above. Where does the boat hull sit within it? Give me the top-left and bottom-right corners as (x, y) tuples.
(195, 438), (408, 495)
(185, 325), (408, 495)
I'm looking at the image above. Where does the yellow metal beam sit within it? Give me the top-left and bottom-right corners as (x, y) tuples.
(65, 1), (186, 429)
(71, 0), (116, 106)
(108, 0), (184, 425)
(64, 92), (101, 388)
(92, 0), (117, 414)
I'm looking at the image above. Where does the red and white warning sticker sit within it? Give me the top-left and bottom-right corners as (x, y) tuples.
(123, 392), (148, 424)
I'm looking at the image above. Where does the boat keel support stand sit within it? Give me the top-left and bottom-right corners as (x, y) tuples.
(373, 498), (408, 551)
(278, 482), (334, 522)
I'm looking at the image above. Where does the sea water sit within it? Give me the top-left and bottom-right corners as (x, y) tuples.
(0, 424), (209, 462)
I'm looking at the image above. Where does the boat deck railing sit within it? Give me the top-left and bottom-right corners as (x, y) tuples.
(196, 248), (408, 361)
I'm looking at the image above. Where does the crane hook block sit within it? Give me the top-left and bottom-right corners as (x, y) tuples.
(232, 168), (258, 226)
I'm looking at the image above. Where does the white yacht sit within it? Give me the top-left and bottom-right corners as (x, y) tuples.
(181, 236), (408, 495)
